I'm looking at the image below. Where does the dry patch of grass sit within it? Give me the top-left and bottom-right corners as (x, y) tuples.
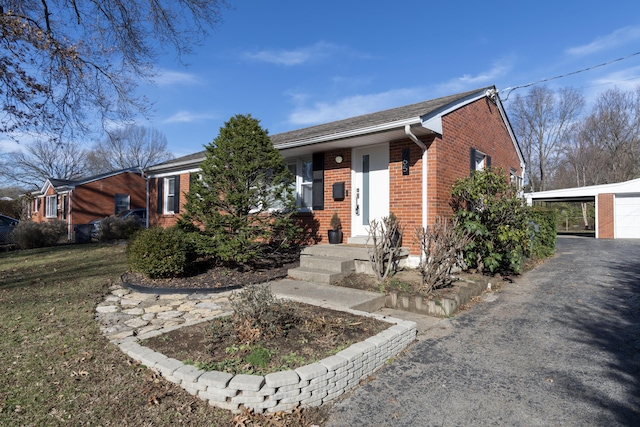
(0, 244), (233, 426)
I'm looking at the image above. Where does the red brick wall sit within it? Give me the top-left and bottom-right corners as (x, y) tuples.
(30, 172), (145, 228)
(389, 139), (429, 254)
(148, 173), (191, 228)
(428, 97), (523, 223)
(299, 150), (352, 244)
(597, 193), (614, 238)
(71, 172), (146, 225)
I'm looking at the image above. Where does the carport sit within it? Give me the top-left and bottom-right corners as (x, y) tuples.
(525, 177), (640, 239)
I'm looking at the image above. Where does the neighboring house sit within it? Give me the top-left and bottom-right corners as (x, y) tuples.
(526, 178), (640, 239)
(27, 168), (146, 239)
(145, 86), (525, 264)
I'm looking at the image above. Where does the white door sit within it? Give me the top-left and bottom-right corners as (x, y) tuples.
(351, 144), (389, 237)
(615, 195), (640, 238)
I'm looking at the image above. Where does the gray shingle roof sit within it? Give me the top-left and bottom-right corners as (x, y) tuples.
(269, 87), (490, 146)
(147, 86), (492, 170)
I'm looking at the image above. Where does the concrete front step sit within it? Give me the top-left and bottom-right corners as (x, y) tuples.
(301, 244), (370, 260)
(287, 267), (349, 285)
(300, 255), (355, 273)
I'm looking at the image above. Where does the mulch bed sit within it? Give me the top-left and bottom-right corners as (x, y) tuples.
(142, 302), (389, 376)
(122, 247), (300, 291)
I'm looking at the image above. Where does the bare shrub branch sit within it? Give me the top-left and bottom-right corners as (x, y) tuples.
(365, 215), (402, 283)
(416, 217), (471, 294)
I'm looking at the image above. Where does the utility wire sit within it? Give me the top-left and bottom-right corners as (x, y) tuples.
(500, 50), (640, 101)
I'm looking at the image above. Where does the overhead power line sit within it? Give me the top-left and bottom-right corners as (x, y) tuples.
(500, 50), (640, 101)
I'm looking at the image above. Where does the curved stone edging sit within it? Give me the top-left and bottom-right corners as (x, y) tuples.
(118, 315), (416, 414)
(120, 274), (244, 295)
(100, 283), (417, 414)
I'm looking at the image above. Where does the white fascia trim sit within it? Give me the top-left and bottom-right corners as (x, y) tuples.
(274, 118), (422, 150)
(147, 167), (202, 179)
(421, 91), (488, 134)
(145, 157), (206, 173)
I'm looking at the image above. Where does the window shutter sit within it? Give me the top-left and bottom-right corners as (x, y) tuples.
(486, 155), (492, 169)
(173, 175), (181, 213)
(312, 152), (324, 210)
(157, 178), (163, 214)
(470, 148), (476, 172)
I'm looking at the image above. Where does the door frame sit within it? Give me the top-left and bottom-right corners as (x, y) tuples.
(351, 143), (390, 237)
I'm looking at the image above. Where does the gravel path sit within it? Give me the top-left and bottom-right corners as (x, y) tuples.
(325, 236), (640, 426)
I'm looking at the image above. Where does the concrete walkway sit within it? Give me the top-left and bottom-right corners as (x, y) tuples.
(97, 277), (445, 343)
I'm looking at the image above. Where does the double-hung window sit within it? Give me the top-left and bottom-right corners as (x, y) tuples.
(115, 194), (130, 215)
(287, 157), (314, 210)
(164, 177), (176, 214)
(470, 148), (491, 172)
(45, 195), (57, 218)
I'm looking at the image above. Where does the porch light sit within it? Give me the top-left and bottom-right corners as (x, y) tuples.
(335, 155), (343, 164)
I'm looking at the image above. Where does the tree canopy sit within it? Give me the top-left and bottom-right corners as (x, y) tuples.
(180, 114), (298, 264)
(0, 0), (227, 141)
(87, 125), (174, 174)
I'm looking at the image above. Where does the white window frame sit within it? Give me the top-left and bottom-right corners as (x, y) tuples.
(115, 194), (130, 215)
(475, 150), (487, 171)
(287, 157), (313, 212)
(45, 195), (57, 218)
(163, 177), (176, 214)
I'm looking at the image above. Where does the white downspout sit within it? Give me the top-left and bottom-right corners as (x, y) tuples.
(404, 125), (429, 231)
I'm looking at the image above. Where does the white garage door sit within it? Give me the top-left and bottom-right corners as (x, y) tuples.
(615, 195), (640, 238)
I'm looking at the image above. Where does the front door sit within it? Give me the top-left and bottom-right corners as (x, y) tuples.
(351, 144), (389, 237)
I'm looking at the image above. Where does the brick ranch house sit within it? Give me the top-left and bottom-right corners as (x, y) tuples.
(27, 168), (146, 239)
(145, 86), (525, 265)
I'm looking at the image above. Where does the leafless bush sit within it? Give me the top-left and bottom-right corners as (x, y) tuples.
(12, 220), (67, 249)
(229, 284), (295, 344)
(98, 215), (142, 241)
(366, 215), (402, 282)
(416, 217), (471, 294)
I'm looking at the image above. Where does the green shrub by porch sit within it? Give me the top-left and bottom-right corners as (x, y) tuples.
(179, 114), (298, 264)
(126, 227), (196, 278)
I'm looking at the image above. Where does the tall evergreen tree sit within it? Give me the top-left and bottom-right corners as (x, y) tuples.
(180, 114), (297, 264)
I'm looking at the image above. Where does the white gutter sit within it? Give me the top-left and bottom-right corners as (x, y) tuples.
(404, 125), (429, 230)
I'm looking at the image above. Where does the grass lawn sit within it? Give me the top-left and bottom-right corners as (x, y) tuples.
(0, 244), (234, 426)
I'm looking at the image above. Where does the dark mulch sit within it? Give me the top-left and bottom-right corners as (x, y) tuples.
(142, 302), (390, 376)
(122, 246), (300, 291)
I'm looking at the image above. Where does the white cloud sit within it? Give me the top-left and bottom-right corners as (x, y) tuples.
(153, 70), (202, 86)
(164, 111), (217, 124)
(0, 138), (25, 154)
(566, 26), (640, 56)
(590, 65), (640, 92)
(287, 88), (421, 126)
(437, 60), (513, 93)
(243, 42), (339, 66)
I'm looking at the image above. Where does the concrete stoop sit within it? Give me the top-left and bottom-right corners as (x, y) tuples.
(288, 244), (409, 285)
(385, 276), (491, 317)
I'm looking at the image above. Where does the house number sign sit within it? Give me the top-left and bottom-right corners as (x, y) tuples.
(402, 148), (410, 175)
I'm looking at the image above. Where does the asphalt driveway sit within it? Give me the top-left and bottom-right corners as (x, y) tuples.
(325, 236), (640, 426)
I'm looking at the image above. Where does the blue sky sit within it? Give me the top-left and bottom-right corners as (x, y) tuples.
(4, 0), (640, 158)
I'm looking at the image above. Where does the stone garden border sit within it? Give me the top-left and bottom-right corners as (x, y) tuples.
(115, 309), (416, 414)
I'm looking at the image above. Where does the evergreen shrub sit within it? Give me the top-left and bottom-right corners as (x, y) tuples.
(126, 227), (196, 278)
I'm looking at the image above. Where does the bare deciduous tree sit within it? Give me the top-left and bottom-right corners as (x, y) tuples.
(578, 87), (640, 184)
(87, 125), (174, 174)
(1, 139), (88, 189)
(0, 0), (227, 141)
(511, 86), (585, 191)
